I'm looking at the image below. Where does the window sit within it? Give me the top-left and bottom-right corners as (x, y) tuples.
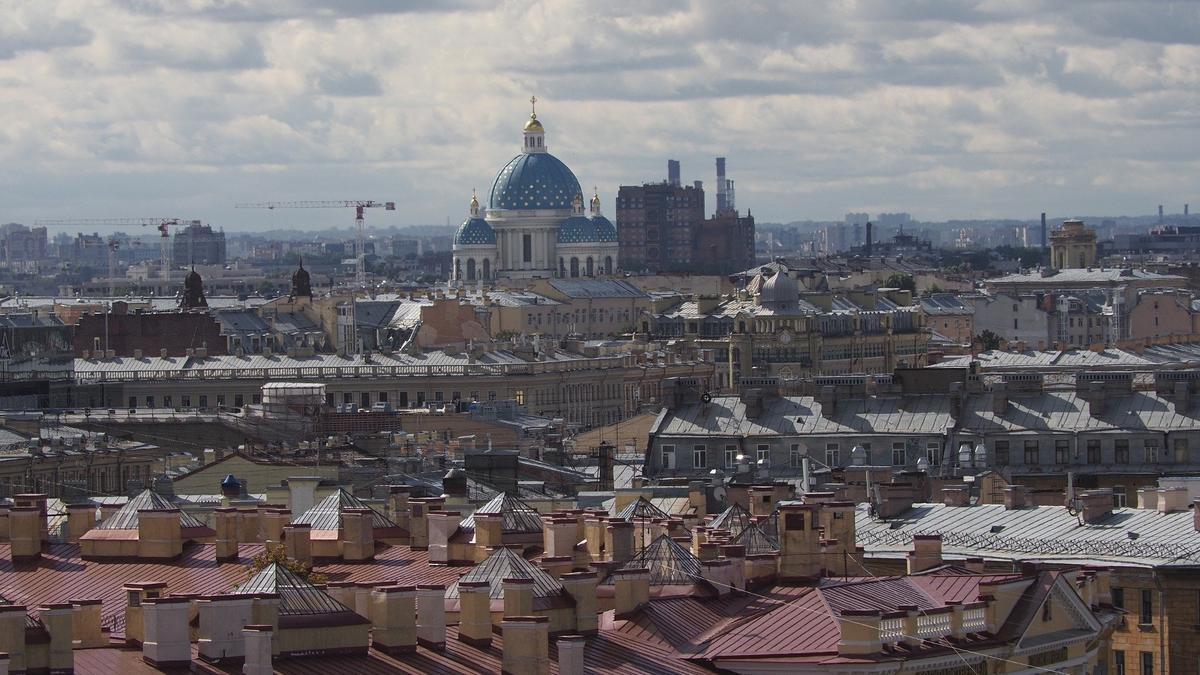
(892, 442), (906, 466)
(1055, 439), (1069, 464)
(145, 396), (155, 408)
(234, 394), (244, 407)
(790, 443), (804, 469)
(1112, 587), (1125, 609)
(1175, 438), (1189, 463)
(1140, 589), (1152, 625)
(757, 444), (770, 467)
(361, 392), (371, 408)
(216, 394), (225, 407)
(1114, 485), (1128, 507)
(1023, 440), (1039, 465)
(1115, 439), (1129, 464)
(128, 396), (137, 409)
(994, 440), (1009, 466)
(162, 395), (173, 408)
(1145, 438), (1160, 462)
(1113, 650), (1125, 675)
(522, 234), (532, 263)
(724, 445), (738, 469)
(926, 441), (941, 466)
(660, 444), (675, 470)
(252, 393), (261, 405)
(1141, 652), (1153, 675)
(825, 442), (840, 467)
(1087, 439), (1101, 464)
(1014, 318), (1019, 330)
(692, 444), (707, 469)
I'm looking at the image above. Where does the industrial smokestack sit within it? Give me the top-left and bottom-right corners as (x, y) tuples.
(1040, 212), (1047, 250)
(865, 221), (873, 256)
(694, 180), (702, 191)
(1159, 204), (1164, 223)
(716, 157), (727, 214)
(1186, 204), (1190, 216)
(668, 160), (680, 187)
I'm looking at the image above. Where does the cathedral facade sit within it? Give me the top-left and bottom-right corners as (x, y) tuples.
(452, 101), (618, 283)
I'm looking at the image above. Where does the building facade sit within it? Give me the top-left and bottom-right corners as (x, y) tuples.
(616, 181), (705, 272)
(1050, 218), (1098, 270)
(171, 220), (227, 266)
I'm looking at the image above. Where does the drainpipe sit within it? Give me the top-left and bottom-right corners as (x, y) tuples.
(1154, 570), (1165, 674)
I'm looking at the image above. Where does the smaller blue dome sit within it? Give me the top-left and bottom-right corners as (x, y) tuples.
(591, 215), (618, 243)
(455, 217), (495, 246)
(558, 215), (599, 244)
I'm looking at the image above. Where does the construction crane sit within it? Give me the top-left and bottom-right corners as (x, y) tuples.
(234, 201), (396, 289)
(35, 218), (181, 284)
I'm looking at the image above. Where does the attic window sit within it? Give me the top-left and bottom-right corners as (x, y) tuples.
(990, 525), (1005, 534)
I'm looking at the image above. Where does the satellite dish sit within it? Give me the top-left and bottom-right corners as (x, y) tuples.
(701, 392), (712, 403)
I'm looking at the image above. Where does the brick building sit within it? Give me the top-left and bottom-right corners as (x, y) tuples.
(72, 304), (226, 358)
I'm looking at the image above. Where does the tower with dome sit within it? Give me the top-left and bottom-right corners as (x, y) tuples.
(452, 99), (619, 283)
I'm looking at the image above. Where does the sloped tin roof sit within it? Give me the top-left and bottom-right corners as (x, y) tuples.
(444, 547), (563, 600)
(457, 492), (544, 535)
(235, 562), (352, 616)
(94, 489), (206, 530)
(292, 488), (399, 531)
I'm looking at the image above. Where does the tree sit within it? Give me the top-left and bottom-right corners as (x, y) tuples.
(244, 546), (327, 585)
(884, 273), (916, 293)
(977, 330), (1002, 351)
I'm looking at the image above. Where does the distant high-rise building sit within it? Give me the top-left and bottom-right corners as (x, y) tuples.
(617, 178), (704, 272)
(0, 224), (47, 263)
(715, 157), (728, 214)
(667, 159), (680, 187)
(172, 220), (227, 266)
(876, 212), (912, 228)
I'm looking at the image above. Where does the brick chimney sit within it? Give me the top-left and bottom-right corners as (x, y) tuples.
(604, 521), (634, 563)
(369, 586), (417, 655)
(0, 605), (27, 672)
(457, 580), (492, 648)
(197, 594), (254, 662)
(473, 512), (504, 550)
(9, 507), (42, 561)
(503, 578), (534, 618)
(1080, 489), (1114, 524)
(140, 597), (191, 668)
(387, 486), (412, 539)
(242, 625), (274, 675)
(501, 616), (549, 675)
(38, 604), (74, 673)
(261, 508), (290, 552)
(283, 523), (311, 564)
(1003, 485), (1028, 510)
(341, 507), (375, 561)
(214, 507), (239, 562)
(416, 584), (446, 651)
(837, 609), (882, 656)
(613, 568), (650, 619)
(906, 534), (943, 574)
(65, 504), (97, 543)
(543, 516), (578, 559)
(426, 510), (462, 565)
(122, 582), (167, 646)
(70, 599), (107, 648)
(407, 497), (442, 550)
(942, 485), (970, 507)
(558, 635), (586, 675)
(778, 504), (821, 580)
(137, 509), (182, 559)
(560, 572), (599, 635)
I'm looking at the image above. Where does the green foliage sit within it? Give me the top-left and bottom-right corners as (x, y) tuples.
(244, 546), (327, 585)
(884, 273), (917, 293)
(977, 330), (1002, 351)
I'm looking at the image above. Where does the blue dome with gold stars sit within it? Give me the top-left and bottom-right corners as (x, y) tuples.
(489, 152), (582, 211)
(591, 215), (618, 242)
(557, 215), (598, 244)
(454, 217), (495, 246)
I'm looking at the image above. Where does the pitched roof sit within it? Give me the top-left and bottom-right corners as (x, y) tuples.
(457, 492), (544, 535)
(444, 547), (563, 600)
(93, 489), (206, 530)
(292, 488), (399, 531)
(614, 496), (671, 522)
(235, 562), (352, 616)
(730, 522), (780, 555)
(603, 535), (702, 587)
(708, 503), (753, 537)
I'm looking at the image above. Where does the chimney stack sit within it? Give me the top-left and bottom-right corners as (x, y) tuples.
(65, 504), (97, 543)
(605, 520), (634, 563)
(1080, 489), (1114, 524)
(503, 578), (534, 618)
(543, 516), (578, 559)
(906, 534), (943, 574)
(613, 569), (650, 619)
(558, 635), (586, 675)
(0, 605), (27, 673)
(369, 586), (417, 655)
(214, 507), (239, 562)
(837, 609), (882, 656)
(341, 507), (375, 561)
(140, 597), (192, 669)
(427, 510), (462, 564)
(242, 625), (274, 675)
(283, 523), (312, 564)
(778, 504), (821, 579)
(70, 599), (107, 648)
(560, 572), (599, 635)
(1003, 485), (1028, 510)
(197, 595), (254, 662)
(37, 604), (74, 673)
(501, 616), (550, 675)
(416, 584), (446, 651)
(137, 509), (183, 559)
(457, 581), (493, 648)
(9, 506), (42, 560)
(286, 476), (320, 517)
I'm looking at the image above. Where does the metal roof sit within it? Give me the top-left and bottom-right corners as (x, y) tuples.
(730, 522), (780, 555)
(602, 534), (702, 587)
(235, 562), (353, 616)
(292, 488), (398, 530)
(444, 547), (563, 600)
(614, 496), (671, 521)
(655, 394), (955, 438)
(456, 492), (544, 535)
(855, 502), (1200, 568)
(94, 489), (206, 530)
(707, 503), (754, 537)
(547, 279), (648, 299)
(988, 268), (1184, 284)
(960, 389), (1200, 433)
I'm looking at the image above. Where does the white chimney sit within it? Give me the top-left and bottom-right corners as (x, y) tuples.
(141, 597), (192, 668)
(242, 625), (274, 675)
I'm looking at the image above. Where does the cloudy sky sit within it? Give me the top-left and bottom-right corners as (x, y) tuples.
(3, 0), (1199, 231)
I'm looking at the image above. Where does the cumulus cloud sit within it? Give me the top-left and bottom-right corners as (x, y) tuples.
(2, 0), (1198, 227)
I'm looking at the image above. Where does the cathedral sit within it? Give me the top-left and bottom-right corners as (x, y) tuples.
(452, 99), (619, 283)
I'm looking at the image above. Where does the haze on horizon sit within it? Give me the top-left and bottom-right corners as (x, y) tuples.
(2, 0), (1198, 232)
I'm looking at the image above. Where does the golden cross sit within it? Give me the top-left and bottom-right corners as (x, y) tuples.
(530, 95), (537, 115)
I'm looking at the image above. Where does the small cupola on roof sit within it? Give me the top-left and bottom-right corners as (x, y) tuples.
(454, 190), (496, 247)
(522, 95), (547, 154)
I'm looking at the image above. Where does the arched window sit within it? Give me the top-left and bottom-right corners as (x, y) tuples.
(454, 259), (462, 280)
(604, 256), (613, 274)
(559, 257), (565, 276)
(466, 258), (476, 281)
(586, 257), (594, 276)
(570, 257), (579, 277)
(482, 258), (491, 280)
